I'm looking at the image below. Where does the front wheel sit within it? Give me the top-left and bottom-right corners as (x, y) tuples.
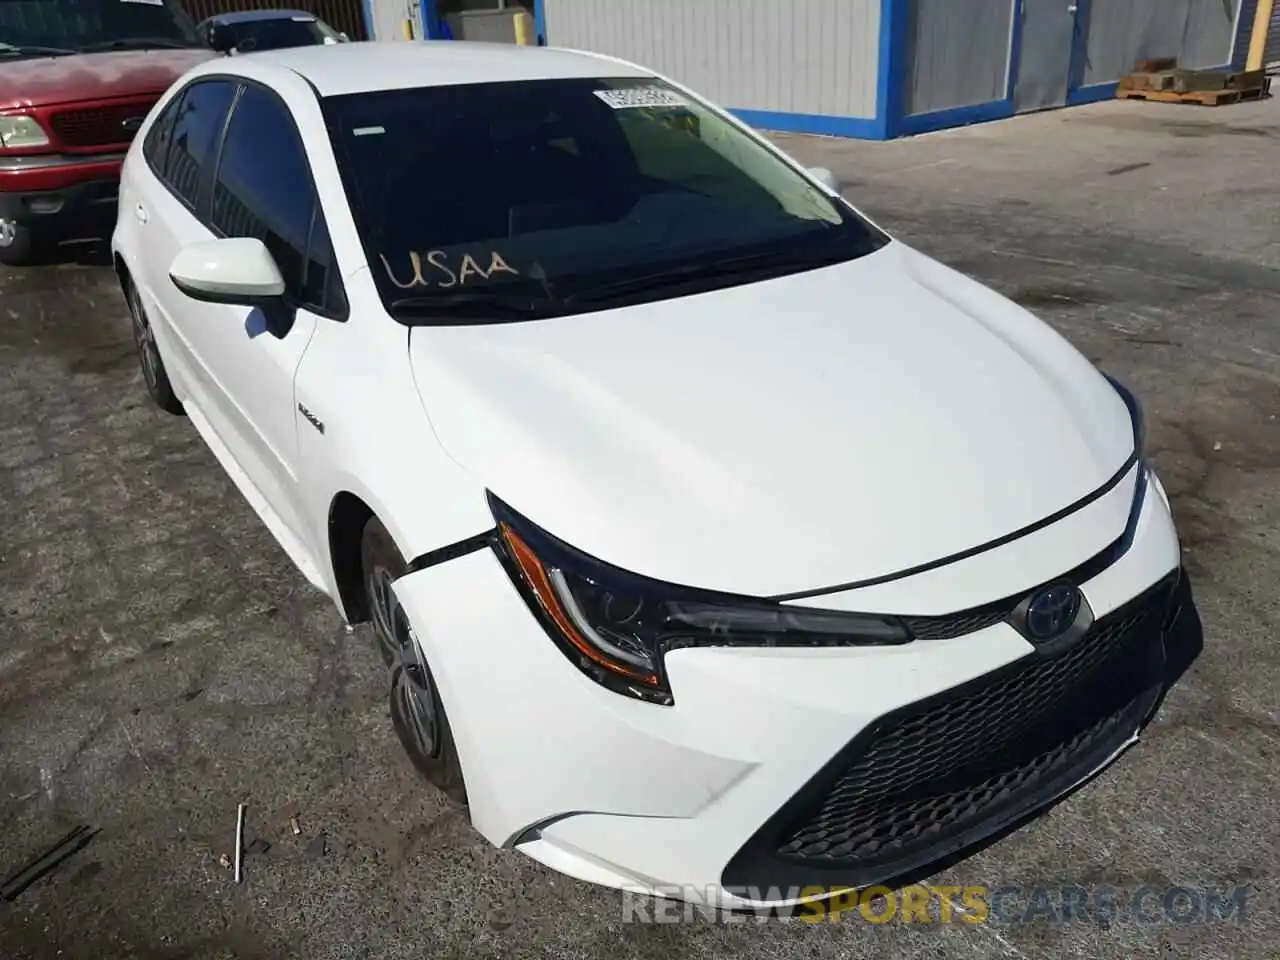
(0, 218), (41, 267)
(361, 516), (467, 804)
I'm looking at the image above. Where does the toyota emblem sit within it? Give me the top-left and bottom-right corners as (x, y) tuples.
(1024, 584), (1082, 641)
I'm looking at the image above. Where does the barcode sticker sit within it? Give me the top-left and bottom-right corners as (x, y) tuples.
(593, 87), (689, 110)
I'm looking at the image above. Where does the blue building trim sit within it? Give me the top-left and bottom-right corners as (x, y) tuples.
(1004, 0), (1026, 101)
(420, 0), (438, 38)
(534, 0), (547, 44)
(897, 99), (1014, 137)
(1065, 0), (1094, 92)
(1066, 81), (1119, 106)
(729, 108), (883, 140)
(875, 0), (908, 139)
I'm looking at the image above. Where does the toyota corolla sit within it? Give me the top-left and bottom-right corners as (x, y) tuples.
(110, 40), (1193, 909)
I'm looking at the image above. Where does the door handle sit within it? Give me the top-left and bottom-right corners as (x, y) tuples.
(134, 203), (148, 225)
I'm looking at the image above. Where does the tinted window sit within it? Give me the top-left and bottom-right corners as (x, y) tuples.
(323, 77), (888, 325)
(0, 0), (201, 52)
(142, 95), (180, 173)
(225, 16), (336, 51)
(211, 83), (329, 308)
(164, 80), (236, 209)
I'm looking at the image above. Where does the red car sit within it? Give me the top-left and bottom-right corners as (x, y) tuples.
(0, 0), (214, 265)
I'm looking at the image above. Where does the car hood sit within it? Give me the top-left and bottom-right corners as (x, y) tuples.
(0, 49), (215, 110)
(407, 241), (1135, 598)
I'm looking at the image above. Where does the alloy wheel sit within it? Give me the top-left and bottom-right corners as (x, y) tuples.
(128, 286), (160, 391)
(369, 567), (440, 759)
(0, 218), (17, 249)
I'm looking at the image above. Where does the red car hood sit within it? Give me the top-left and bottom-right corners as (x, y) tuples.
(0, 48), (215, 110)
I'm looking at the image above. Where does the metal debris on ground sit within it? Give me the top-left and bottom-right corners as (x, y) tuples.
(1, 825), (98, 902)
(290, 817), (301, 836)
(217, 853), (232, 870)
(234, 804), (246, 884)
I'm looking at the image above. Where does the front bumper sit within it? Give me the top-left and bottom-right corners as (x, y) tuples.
(0, 153), (125, 232)
(390, 466), (1185, 908)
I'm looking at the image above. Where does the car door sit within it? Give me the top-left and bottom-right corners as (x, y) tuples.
(177, 80), (341, 566)
(132, 77), (238, 406)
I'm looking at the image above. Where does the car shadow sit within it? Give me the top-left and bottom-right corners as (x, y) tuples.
(39, 237), (114, 268)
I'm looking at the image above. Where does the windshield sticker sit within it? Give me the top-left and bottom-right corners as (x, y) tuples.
(594, 87), (689, 110)
(352, 126), (385, 137)
(380, 250), (520, 289)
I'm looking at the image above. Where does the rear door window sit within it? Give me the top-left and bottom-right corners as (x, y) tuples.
(142, 93), (182, 175)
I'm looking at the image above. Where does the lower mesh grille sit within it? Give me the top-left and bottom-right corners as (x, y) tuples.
(723, 574), (1177, 889)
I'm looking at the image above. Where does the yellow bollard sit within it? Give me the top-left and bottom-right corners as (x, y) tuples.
(513, 10), (534, 46)
(1246, 0), (1275, 71)
(401, 19), (414, 41)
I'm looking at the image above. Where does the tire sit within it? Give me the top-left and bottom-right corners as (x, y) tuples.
(0, 219), (42, 267)
(124, 276), (184, 415)
(361, 515), (467, 805)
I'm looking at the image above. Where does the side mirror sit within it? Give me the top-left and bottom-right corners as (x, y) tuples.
(807, 166), (841, 194)
(169, 237), (285, 307)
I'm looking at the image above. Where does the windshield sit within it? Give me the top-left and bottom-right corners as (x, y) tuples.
(322, 77), (889, 324)
(0, 0), (202, 55)
(224, 16), (339, 52)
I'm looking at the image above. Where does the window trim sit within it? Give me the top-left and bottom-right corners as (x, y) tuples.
(144, 73), (349, 323)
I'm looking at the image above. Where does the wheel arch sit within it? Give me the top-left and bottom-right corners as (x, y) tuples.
(328, 490), (376, 624)
(113, 251), (131, 293)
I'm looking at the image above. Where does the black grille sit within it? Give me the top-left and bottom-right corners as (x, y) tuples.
(723, 574), (1178, 890)
(49, 102), (155, 148)
(900, 532), (1125, 641)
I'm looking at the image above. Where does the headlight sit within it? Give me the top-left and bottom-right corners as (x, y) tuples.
(0, 115), (50, 149)
(1103, 373), (1146, 458)
(489, 494), (910, 705)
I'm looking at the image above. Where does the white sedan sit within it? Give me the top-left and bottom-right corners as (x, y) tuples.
(111, 41), (1192, 908)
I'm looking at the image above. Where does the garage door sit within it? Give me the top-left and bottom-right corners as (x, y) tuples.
(1267, 3), (1280, 66)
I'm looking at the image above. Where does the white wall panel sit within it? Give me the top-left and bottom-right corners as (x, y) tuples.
(544, 0), (881, 119)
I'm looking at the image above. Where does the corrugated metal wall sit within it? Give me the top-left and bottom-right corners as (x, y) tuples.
(904, 0), (1013, 115)
(542, 0), (881, 119)
(179, 0), (369, 39)
(1083, 0), (1241, 84)
(1181, 0), (1244, 68)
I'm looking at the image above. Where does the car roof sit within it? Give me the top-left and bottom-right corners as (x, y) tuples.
(206, 9), (319, 25)
(226, 40), (653, 97)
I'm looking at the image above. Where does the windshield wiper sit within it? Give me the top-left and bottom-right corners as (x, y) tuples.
(78, 38), (199, 52)
(563, 246), (857, 306)
(0, 42), (77, 57)
(389, 292), (559, 323)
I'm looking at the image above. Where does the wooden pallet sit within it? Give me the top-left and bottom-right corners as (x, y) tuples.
(1116, 78), (1271, 106)
(1118, 67), (1267, 95)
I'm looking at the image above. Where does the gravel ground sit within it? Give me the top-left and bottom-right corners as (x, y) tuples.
(1, 95), (1278, 959)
